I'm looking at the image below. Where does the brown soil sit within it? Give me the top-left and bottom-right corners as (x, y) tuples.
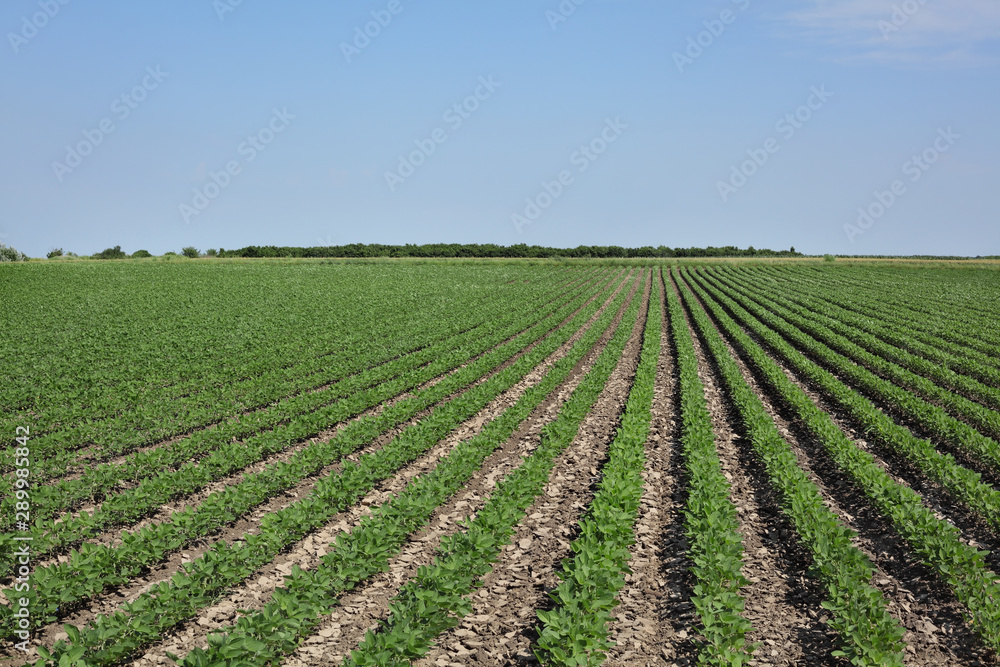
(605, 268), (682, 666)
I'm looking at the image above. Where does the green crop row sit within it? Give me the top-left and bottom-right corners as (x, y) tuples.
(672, 269), (907, 666)
(679, 269), (1000, 654)
(763, 266), (1000, 363)
(705, 269), (1000, 454)
(165, 272), (645, 667)
(808, 265), (1000, 336)
(664, 272), (754, 665)
(531, 271), (662, 666)
(0, 271), (617, 581)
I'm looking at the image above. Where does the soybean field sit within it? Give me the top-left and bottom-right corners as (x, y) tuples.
(2, 259), (1000, 667)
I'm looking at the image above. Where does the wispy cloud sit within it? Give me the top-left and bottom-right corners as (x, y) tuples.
(775, 0), (1000, 67)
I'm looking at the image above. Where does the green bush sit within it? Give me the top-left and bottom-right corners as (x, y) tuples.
(824, 254), (836, 262)
(0, 243), (28, 262)
(47, 248), (64, 259)
(206, 248), (217, 257)
(181, 246), (200, 259)
(93, 245), (127, 260)
(131, 250), (153, 258)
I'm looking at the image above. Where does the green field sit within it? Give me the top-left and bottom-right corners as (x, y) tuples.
(2, 260), (999, 666)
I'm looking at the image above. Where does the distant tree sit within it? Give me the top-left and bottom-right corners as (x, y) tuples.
(181, 246), (200, 258)
(206, 248), (217, 257)
(823, 254), (836, 262)
(93, 245), (127, 260)
(131, 249), (152, 258)
(0, 242), (28, 262)
(790, 246), (795, 253)
(47, 248), (64, 259)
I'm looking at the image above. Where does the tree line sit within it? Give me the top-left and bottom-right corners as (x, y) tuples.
(215, 243), (804, 259)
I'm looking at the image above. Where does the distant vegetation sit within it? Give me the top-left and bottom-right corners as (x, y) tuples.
(0, 242), (28, 262)
(25, 243), (998, 262)
(92, 245), (128, 260)
(214, 243), (805, 259)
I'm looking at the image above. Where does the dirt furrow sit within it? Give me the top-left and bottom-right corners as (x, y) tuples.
(605, 269), (682, 667)
(413, 271), (650, 666)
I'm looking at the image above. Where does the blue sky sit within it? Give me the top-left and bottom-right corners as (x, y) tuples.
(2, 0), (998, 257)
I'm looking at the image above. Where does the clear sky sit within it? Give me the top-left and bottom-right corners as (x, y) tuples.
(2, 0), (998, 257)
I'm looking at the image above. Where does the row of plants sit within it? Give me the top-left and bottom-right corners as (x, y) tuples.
(671, 269), (907, 666)
(706, 269), (1000, 443)
(33, 270), (644, 666)
(661, 272), (754, 664)
(334, 275), (649, 666)
(690, 270), (1000, 520)
(530, 271), (662, 665)
(737, 266), (1000, 392)
(679, 269), (1000, 654)
(0, 269), (612, 542)
(0, 271), (633, 622)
